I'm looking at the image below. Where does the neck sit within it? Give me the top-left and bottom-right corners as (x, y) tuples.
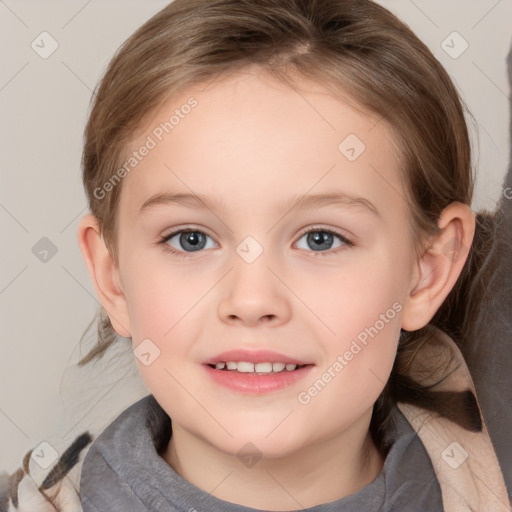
(162, 411), (385, 511)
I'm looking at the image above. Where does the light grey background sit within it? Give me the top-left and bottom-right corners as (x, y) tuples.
(0, 0), (511, 472)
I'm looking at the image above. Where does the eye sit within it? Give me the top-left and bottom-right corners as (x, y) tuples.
(295, 227), (353, 255)
(158, 229), (216, 258)
(157, 226), (353, 259)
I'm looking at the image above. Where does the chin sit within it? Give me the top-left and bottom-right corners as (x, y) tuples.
(216, 426), (307, 461)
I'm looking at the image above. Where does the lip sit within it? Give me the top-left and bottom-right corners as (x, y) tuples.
(202, 349), (312, 366)
(202, 349), (315, 394)
(203, 363), (314, 394)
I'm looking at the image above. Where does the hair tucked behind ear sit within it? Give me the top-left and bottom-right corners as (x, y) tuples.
(77, 0), (487, 452)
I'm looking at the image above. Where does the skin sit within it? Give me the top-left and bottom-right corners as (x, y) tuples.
(78, 66), (475, 510)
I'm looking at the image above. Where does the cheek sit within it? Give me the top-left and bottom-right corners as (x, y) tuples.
(297, 288), (400, 435)
(302, 247), (406, 342)
(121, 253), (210, 381)
(297, 248), (403, 400)
(121, 252), (207, 340)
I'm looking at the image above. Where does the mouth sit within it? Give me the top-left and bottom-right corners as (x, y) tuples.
(202, 350), (314, 393)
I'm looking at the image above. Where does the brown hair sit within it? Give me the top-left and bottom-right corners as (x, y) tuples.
(78, 0), (484, 452)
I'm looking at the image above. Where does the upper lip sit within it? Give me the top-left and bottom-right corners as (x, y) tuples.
(202, 349), (313, 366)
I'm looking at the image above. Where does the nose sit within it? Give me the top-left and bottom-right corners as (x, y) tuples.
(217, 251), (292, 328)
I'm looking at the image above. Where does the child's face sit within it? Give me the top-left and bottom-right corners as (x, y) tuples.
(112, 67), (417, 458)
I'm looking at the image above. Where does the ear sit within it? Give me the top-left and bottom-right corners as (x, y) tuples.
(401, 202), (476, 331)
(77, 214), (131, 337)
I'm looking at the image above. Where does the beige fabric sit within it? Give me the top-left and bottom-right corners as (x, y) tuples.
(397, 328), (511, 511)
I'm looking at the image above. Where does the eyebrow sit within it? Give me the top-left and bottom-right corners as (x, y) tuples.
(138, 191), (380, 218)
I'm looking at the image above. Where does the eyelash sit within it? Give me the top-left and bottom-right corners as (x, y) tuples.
(157, 226), (354, 259)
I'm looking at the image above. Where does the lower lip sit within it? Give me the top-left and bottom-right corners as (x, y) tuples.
(202, 364), (314, 394)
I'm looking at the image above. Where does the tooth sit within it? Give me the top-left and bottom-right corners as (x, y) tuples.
(220, 361), (301, 373)
(237, 361), (255, 372)
(255, 362), (273, 373)
(272, 362), (286, 372)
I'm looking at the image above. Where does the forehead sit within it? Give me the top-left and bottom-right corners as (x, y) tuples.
(118, 67), (406, 221)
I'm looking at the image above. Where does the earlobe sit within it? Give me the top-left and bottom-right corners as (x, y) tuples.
(77, 214), (131, 337)
(401, 203), (475, 331)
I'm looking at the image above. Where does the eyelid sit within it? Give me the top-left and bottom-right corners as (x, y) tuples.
(295, 225), (353, 246)
(159, 224), (218, 242)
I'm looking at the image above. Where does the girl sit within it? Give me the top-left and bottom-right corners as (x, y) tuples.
(2, 1), (511, 511)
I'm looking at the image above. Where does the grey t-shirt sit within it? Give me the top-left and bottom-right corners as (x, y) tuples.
(80, 394), (443, 511)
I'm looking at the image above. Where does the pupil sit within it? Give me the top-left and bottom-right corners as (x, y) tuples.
(313, 233), (323, 244)
(188, 233), (199, 245)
